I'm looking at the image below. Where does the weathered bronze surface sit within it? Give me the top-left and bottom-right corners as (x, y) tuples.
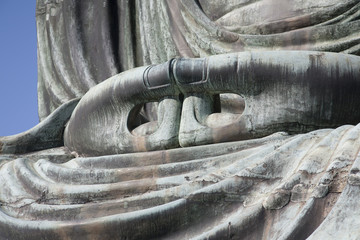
(1, 0), (360, 239)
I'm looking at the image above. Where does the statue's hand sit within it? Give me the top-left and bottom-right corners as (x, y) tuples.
(64, 51), (360, 156)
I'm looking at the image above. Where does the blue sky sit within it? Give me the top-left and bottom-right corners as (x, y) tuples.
(0, 1), (38, 136)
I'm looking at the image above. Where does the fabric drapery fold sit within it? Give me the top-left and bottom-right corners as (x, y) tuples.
(0, 125), (360, 239)
(36, 0), (360, 120)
